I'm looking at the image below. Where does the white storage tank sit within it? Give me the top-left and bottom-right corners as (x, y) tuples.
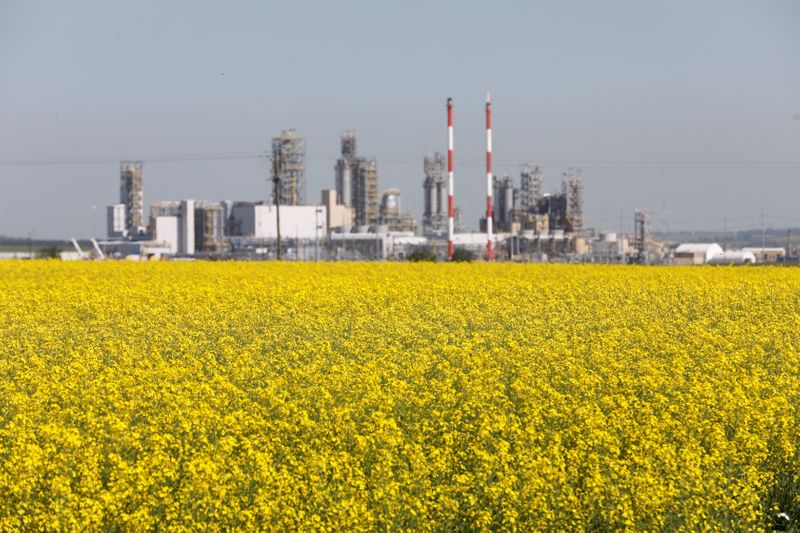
(708, 250), (756, 265)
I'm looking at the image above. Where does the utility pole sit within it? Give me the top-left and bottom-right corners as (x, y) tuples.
(788, 228), (792, 260)
(91, 205), (98, 238)
(314, 209), (319, 262)
(723, 218), (727, 249)
(315, 207), (322, 262)
(760, 207), (765, 256)
(272, 155), (282, 260)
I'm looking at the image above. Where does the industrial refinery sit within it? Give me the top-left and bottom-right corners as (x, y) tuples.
(83, 95), (790, 264)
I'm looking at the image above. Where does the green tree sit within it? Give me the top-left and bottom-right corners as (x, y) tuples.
(451, 248), (475, 262)
(36, 246), (62, 259)
(408, 247), (437, 262)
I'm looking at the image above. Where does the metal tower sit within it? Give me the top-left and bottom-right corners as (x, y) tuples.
(119, 161), (144, 236)
(520, 164), (542, 210)
(633, 210), (653, 264)
(422, 152), (447, 236)
(335, 131), (357, 207)
(561, 167), (584, 232)
(352, 156), (378, 226)
(271, 130), (306, 206)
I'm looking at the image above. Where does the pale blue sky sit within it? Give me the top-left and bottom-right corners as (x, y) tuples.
(1, 0), (798, 238)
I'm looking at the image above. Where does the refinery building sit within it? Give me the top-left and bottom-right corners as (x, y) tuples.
(93, 95), (775, 265)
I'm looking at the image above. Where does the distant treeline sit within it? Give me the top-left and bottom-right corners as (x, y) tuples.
(0, 237), (92, 252)
(658, 227), (800, 251)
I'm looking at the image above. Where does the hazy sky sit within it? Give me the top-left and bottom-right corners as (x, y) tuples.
(1, 0), (798, 239)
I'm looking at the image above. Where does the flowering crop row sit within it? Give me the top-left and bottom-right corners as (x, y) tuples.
(1, 261), (799, 530)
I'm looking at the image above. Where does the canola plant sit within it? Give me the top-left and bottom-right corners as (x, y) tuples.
(0, 261), (799, 530)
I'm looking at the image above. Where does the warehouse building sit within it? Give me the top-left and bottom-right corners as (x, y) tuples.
(707, 250), (756, 265)
(742, 247), (786, 264)
(673, 243), (723, 265)
(229, 203), (327, 240)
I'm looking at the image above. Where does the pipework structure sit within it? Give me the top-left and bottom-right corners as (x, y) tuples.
(335, 131), (357, 210)
(353, 156), (378, 226)
(334, 131), (378, 227)
(562, 166), (584, 232)
(447, 98), (454, 260)
(520, 163), (543, 210)
(271, 129), (306, 206)
(379, 189), (417, 233)
(485, 92), (494, 260)
(194, 201), (225, 253)
(120, 161), (144, 236)
(422, 152), (447, 237)
(492, 175), (516, 233)
(633, 210), (653, 264)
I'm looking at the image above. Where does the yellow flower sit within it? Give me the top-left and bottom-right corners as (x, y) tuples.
(0, 261), (797, 530)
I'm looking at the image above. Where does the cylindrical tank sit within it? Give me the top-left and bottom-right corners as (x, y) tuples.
(708, 251), (756, 265)
(341, 164), (352, 206)
(504, 182), (514, 223)
(383, 192), (398, 211)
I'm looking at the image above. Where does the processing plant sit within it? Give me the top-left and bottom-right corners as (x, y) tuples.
(86, 94), (724, 264)
(272, 130), (306, 206)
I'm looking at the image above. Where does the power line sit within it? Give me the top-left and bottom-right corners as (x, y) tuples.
(1, 152), (799, 170)
(0, 153), (263, 166)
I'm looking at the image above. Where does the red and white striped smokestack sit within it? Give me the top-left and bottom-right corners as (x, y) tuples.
(486, 91), (493, 261)
(447, 97), (454, 260)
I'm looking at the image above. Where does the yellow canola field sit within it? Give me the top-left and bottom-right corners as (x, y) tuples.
(1, 261), (799, 531)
